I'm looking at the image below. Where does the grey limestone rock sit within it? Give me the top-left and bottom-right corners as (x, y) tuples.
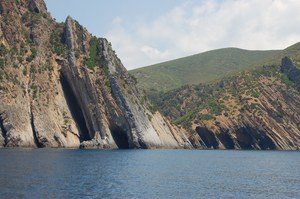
(28, 0), (47, 14)
(0, 0), (190, 149)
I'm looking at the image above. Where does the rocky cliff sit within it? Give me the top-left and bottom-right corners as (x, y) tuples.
(151, 58), (300, 150)
(280, 56), (300, 86)
(0, 0), (190, 149)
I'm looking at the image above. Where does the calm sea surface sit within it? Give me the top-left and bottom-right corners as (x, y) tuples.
(0, 149), (299, 199)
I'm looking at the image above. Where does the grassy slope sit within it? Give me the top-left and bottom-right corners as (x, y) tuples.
(130, 45), (300, 92)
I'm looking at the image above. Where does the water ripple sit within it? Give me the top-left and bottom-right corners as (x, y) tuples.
(0, 149), (299, 198)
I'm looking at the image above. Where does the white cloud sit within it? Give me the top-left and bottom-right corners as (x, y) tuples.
(112, 16), (123, 26)
(141, 45), (169, 60)
(106, 0), (300, 70)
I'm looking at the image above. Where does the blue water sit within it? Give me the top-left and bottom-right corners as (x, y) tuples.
(0, 149), (299, 199)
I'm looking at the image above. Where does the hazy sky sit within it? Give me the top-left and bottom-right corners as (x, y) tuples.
(45, 0), (300, 70)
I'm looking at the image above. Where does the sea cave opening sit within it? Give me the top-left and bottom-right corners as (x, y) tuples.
(195, 127), (219, 149)
(110, 124), (130, 149)
(217, 131), (235, 149)
(236, 126), (276, 150)
(60, 74), (91, 142)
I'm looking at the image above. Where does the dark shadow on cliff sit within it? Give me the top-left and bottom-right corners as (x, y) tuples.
(30, 109), (44, 148)
(109, 122), (130, 149)
(0, 114), (7, 146)
(60, 74), (91, 142)
(196, 127), (219, 149)
(217, 130), (235, 149)
(236, 126), (276, 149)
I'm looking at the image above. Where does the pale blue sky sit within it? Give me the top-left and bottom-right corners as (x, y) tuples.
(45, 0), (183, 37)
(45, 0), (300, 69)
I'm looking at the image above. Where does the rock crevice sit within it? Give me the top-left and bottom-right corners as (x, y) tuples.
(60, 73), (91, 142)
(29, 106), (43, 148)
(0, 113), (7, 146)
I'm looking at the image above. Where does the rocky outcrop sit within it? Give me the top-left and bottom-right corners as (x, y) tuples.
(28, 0), (47, 14)
(280, 56), (300, 85)
(60, 16), (189, 149)
(153, 63), (300, 150)
(0, 0), (190, 149)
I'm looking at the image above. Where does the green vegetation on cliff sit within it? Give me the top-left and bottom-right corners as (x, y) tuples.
(151, 61), (300, 136)
(133, 39), (300, 149)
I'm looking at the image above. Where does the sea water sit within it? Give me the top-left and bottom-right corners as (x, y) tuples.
(0, 149), (299, 199)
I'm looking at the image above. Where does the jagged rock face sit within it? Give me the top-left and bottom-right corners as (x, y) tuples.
(0, 0), (82, 148)
(152, 62), (300, 150)
(28, 0), (47, 14)
(281, 56), (300, 85)
(0, 0), (189, 149)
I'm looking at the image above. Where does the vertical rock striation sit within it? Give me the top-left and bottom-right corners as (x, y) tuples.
(0, 0), (189, 149)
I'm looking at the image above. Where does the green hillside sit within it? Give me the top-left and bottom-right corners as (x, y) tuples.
(130, 47), (285, 92)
